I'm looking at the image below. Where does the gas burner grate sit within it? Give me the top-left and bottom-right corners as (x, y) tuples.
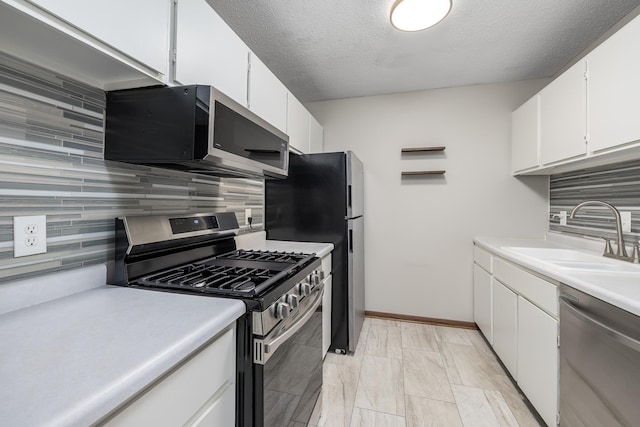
(136, 249), (317, 297)
(139, 264), (278, 294)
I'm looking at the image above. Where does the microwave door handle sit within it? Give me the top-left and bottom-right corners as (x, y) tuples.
(560, 296), (640, 352)
(244, 149), (280, 154)
(254, 286), (323, 364)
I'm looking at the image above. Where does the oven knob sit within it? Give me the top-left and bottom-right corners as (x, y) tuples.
(304, 274), (316, 286)
(286, 294), (299, 309)
(307, 273), (321, 286)
(275, 302), (291, 319)
(299, 282), (312, 296)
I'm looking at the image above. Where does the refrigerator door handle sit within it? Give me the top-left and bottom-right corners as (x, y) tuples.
(349, 229), (353, 252)
(348, 185), (352, 210)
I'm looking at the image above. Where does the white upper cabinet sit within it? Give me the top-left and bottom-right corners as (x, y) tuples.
(511, 95), (539, 173)
(175, 0), (249, 107)
(248, 52), (287, 133)
(0, 0), (168, 89)
(28, 0), (170, 78)
(539, 60), (587, 165)
(588, 14), (640, 153)
(309, 115), (324, 153)
(287, 92), (310, 154)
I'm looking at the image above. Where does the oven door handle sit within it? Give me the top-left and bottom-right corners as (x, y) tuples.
(254, 285), (323, 365)
(560, 296), (640, 352)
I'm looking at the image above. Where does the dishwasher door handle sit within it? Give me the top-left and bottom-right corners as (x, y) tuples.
(560, 296), (640, 353)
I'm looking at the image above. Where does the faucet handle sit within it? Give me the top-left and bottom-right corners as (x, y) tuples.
(602, 237), (614, 256)
(632, 243), (640, 264)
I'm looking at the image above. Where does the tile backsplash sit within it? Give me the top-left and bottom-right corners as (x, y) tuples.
(550, 159), (640, 241)
(0, 53), (263, 282)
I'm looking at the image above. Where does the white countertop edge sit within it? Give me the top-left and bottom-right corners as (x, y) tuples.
(474, 236), (640, 316)
(83, 295), (245, 427)
(0, 287), (246, 427)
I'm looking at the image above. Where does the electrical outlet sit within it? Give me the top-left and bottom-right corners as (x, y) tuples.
(245, 208), (252, 225)
(621, 211), (631, 233)
(559, 211), (567, 226)
(14, 215), (47, 257)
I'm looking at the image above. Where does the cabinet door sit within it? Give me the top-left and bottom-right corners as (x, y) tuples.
(492, 280), (518, 378)
(517, 297), (558, 427)
(539, 60), (587, 165)
(322, 275), (332, 358)
(175, 0), (249, 106)
(309, 115), (324, 153)
(29, 0), (170, 76)
(473, 264), (492, 344)
(287, 92), (310, 153)
(511, 95), (539, 173)
(588, 15), (640, 152)
(248, 53), (287, 133)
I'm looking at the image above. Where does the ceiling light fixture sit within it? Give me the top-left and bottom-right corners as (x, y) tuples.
(390, 0), (452, 32)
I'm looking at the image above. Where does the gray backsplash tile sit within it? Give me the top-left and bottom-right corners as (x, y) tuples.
(550, 159), (640, 240)
(0, 52), (264, 284)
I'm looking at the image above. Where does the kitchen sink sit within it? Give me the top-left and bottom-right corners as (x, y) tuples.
(502, 246), (640, 274)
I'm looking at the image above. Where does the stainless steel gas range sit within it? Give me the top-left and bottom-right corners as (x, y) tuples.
(113, 211), (324, 426)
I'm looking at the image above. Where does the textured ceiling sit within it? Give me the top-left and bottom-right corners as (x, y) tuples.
(207, 0), (640, 102)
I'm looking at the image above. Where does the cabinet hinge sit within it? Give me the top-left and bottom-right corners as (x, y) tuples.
(171, 49), (177, 64)
(557, 334), (560, 348)
(583, 70), (588, 80)
(557, 412), (560, 425)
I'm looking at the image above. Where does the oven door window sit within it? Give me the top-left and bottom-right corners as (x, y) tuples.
(260, 310), (323, 426)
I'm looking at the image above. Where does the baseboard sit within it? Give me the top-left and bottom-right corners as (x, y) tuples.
(365, 310), (478, 330)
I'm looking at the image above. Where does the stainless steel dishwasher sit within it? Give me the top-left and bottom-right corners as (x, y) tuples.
(559, 284), (640, 426)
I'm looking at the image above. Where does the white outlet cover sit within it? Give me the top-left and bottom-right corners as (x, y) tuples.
(621, 211), (632, 233)
(14, 215), (47, 257)
(245, 208), (252, 225)
(559, 211), (567, 226)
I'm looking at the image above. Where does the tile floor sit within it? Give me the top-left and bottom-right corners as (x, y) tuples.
(308, 317), (543, 427)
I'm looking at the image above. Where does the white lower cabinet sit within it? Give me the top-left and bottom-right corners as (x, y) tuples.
(492, 280), (518, 378)
(474, 244), (559, 426)
(102, 326), (236, 427)
(517, 296), (558, 427)
(322, 275), (333, 357)
(473, 263), (493, 344)
(320, 251), (333, 357)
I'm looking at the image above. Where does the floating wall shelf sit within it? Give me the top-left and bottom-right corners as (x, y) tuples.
(401, 146), (446, 153)
(401, 170), (446, 176)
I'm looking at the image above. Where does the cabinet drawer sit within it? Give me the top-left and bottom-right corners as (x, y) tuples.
(473, 245), (492, 273)
(493, 259), (557, 317)
(103, 326), (236, 427)
(185, 380), (235, 427)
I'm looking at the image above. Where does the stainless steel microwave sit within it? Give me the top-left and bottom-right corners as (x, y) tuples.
(104, 85), (289, 179)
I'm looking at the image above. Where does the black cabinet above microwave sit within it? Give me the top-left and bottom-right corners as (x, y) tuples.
(104, 85), (289, 179)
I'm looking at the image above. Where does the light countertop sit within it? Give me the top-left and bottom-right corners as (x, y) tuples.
(474, 235), (640, 316)
(0, 285), (245, 427)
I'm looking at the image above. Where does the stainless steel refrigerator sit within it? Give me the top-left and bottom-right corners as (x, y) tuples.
(265, 151), (364, 354)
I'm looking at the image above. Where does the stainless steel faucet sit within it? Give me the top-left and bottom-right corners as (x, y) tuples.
(569, 200), (639, 263)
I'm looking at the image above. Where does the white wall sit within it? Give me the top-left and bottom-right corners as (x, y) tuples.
(306, 80), (549, 322)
